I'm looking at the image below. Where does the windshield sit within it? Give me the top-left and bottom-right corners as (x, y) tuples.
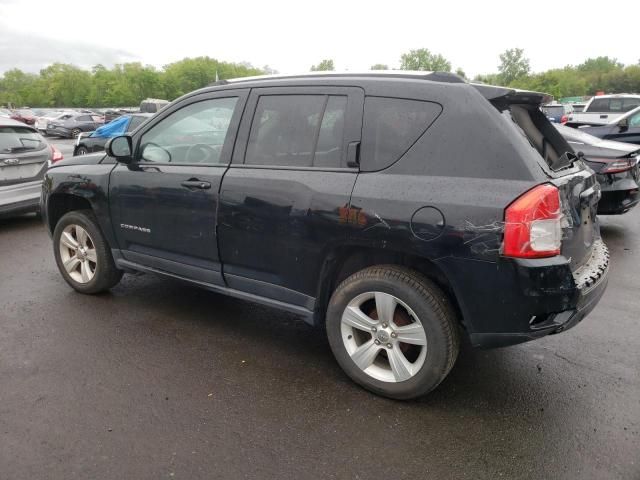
(542, 106), (563, 115)
(16, 109), (34, 116)
(0, 126), (47, 153)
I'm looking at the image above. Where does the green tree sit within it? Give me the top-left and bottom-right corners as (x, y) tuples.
(498, 48), (530, 84)
(370, 64), (389, 70)
(455, 67), (466, 79)
(310, 59), (335, 71)
(399, 48), (451, 72)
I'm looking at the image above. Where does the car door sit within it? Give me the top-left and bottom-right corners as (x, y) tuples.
(605, 110), (640, 145)
(109, 89), (248, 285)
(217, 86), (363, 309)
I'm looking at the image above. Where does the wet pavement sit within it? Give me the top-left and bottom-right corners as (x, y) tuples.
(1, 199), (638, 479)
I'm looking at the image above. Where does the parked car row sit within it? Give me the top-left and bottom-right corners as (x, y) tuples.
(74, 113), (152, 156)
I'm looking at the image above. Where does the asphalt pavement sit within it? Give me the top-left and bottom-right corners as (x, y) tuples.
(1, 169), (638, 479)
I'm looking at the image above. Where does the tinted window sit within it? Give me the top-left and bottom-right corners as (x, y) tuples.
(587, 98), (609, 112)
(245, 94), (346, 168)
(77, 115), (91, 121)
(361, 97), (442, 171)
(0, 126), (46, 153)
(127, 116), (146, 132)
(139, 97), (238, 165)
(609, 99), (623, 112)
(623, 98), (640, 112)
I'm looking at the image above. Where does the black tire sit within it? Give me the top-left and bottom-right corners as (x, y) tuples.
(75, 146), (88, 156)
(326, 265), (460, 400)
(53, 210), (123, 294)
(71, 128), (81, 138)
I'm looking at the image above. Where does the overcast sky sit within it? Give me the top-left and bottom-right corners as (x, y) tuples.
(1, 0), (638, 77)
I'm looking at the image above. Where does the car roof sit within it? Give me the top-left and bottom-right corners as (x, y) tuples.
(590, 94), (640, 99)
(0, 117), (37, 129)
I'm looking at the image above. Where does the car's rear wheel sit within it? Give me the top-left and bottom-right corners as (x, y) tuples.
(326, 265), (459, 400)
(71, 128), (81, 138)
(75, 146), (88, 156)
(53, 210), (123, 294)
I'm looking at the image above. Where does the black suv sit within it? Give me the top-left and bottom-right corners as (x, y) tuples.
(41, 73), (609, 399)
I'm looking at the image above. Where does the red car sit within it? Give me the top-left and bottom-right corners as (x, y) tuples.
(10, 109), (37, 126)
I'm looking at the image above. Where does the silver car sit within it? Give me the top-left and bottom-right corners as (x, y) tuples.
(0, 118), (62, 217)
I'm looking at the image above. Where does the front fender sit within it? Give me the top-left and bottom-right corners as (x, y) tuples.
(42, 163), (117, 246)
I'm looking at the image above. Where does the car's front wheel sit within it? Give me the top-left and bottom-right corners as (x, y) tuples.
(53, 210), (123, 294)
(75, 146), (88, 156)
(326, 265), (459, 400)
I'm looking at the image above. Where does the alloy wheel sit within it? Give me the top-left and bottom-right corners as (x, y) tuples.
(340, 291), (427, 383)
(58, 224), (97, 284)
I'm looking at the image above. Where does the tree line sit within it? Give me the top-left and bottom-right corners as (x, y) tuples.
(2, 49), (639, 108)
(0, 57), (264, 108)
(315, 49), (640, 101)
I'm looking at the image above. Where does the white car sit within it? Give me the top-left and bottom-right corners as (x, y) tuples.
(568, 94), (640, 126)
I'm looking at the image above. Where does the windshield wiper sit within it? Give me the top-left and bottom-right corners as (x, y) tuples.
(4, 146), (38, 153)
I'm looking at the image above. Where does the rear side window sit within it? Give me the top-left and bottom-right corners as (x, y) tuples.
(361, 97), (442, 171)
(245, 94), (347, 168)
(623, 98), (640, 111)
(77, 115), (91, 121)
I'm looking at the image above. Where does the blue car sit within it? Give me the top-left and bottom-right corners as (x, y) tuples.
(74, 113), (152, 156)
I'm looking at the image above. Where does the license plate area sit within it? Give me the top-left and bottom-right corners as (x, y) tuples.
(0, 162), (44, 181)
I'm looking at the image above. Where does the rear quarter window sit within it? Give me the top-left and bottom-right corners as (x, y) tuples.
(361, 97), (442, 171)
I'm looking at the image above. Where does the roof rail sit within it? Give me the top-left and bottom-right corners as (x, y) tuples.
(208, 71), (466, 86)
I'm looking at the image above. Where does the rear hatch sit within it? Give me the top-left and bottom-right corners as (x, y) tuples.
(0, 125), (49, 187)
(475, 85), (602, 271)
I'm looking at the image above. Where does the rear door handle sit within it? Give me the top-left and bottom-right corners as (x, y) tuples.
(600, 114), (608, 119)
(181, 180), (211, 190)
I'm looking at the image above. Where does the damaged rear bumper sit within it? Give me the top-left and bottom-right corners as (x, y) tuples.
(438, 240), (610, 349)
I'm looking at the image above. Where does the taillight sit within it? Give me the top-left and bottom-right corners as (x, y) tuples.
(50, 144), (64, 163)
(600, 158), (635, 174)
(503, 184), (562, 259)
(560, 115), (568, 124)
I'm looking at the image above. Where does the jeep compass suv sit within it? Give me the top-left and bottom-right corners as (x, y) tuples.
(41, 72), (609, 399)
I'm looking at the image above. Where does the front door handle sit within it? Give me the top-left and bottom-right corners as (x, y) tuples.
(181, 179), (211, 190)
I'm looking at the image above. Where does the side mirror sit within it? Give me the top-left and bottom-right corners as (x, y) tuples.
(618, 117), (629, 129)
(106, 135), (133, 163)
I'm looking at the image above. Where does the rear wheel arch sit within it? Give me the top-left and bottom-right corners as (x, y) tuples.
(315, 246), (466, 333)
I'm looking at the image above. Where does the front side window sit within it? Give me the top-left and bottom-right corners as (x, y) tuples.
(245, 94), (347, 168)
(587, 98), (609, 112)
(629, 112), (640, 128)
(127, 116), (146, 132)
(139, 97), (238, 164)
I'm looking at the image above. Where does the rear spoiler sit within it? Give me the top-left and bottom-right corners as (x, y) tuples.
(472, 83), (553, 106)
